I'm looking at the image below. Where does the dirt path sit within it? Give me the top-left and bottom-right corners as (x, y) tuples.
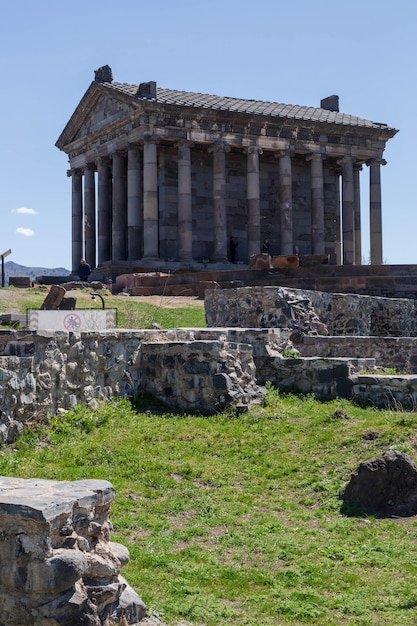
(121, 295), (204, 308)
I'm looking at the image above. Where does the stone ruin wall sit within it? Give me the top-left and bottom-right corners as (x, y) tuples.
(1, 320), (417, 446)
(204, 285), (417, 337)
(0, 477), (145, 625)
(0, 328), (276, 444)
(2, 285), (417, 444)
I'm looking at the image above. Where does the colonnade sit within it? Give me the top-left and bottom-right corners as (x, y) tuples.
(69, 138), (385, 272)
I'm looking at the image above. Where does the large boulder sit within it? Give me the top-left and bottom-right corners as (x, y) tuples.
(340, 450), (417, 516)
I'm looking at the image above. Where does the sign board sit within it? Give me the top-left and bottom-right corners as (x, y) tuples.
(1, 249), (11, 288)
(29, 309), (116, 331)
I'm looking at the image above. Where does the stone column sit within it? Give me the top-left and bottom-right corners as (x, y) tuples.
(353, 164), (362, 265)
(277, 151), (293, 255)
(340, 157), (355, 265)
(127, 146), (142, 261)
(97, 157), (112, 265)
(307, 153), (325, 255)
(246, 146), (262, 258)
(84, 163), (96, 269)
(143, 134), (159, 259)
(368, 158), (386, 265)
(112, 152), (127, 262)
(70, 168), (83, 273)
(210, 141), (230, 262)
(177, 140), (194, 260)
(333, 167), (342, 265)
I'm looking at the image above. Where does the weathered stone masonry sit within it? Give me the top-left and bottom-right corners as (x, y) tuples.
(205, 286), (417, 337)
(56, 65), (397, 274)
(3, 282), (417, 446)
(0, 477), (146, 625)
(0, 328), (267, 443)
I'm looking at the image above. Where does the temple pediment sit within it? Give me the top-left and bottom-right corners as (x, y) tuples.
(77, 93), (135, 141)
(56, 84), (138, 150)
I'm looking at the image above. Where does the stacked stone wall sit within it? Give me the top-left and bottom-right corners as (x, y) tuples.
(205, 286), (417, 337)
(0, 477), (145, 625)
(0, 328), (269, 443)
(296, 336), (417, 374)
(3, 282), (417, 444)
(141, 339), (259, 414)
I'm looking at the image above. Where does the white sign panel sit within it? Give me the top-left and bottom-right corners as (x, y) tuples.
(29, 309), (115, 331)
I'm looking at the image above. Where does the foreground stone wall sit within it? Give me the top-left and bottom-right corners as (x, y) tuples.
(142, 339), (259, 414)
(205, 286), (417, 337)
(0, 328), (272, 443)
(0, 477), (145, 625)
(3, 320), (417, 444)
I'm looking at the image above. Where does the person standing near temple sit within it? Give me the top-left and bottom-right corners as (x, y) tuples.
(78, 258), (92, 282)
(262, 238), (270, 254)
(229, 236), (238, 264)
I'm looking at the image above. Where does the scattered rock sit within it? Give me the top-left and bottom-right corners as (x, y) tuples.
(340, 450), (417, 517)
(362, 430), (379, 441)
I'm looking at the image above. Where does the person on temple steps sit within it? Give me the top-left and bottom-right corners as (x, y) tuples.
(229, 236), (238, 264)
(78, 258), (92, 282)
(262, 238), (270, 254)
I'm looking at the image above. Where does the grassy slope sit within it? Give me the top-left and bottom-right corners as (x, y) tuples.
(0, 286), (206, 329)
(2, 391), (417, 626)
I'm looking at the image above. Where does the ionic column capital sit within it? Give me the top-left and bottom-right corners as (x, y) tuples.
(244, 145), (263, 156)
(67, 168), (83, 178)
(97, 156), (111, 166)
(143, 132), (160, 145)
(175, 139), (194, 150)
(208, 140), (231, 154)
(306, 152), (324, 163)
(366, 158), (387, 167)
(337, 156), (353, 167)
(84, 162), (96, 172)
(127, 142), (142, 151)
(275, 148), (294, 159)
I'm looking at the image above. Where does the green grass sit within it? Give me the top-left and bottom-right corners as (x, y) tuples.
(115, 299), (206, 329)
(0, 287), (206, 329)
(3, 389), (417, 625)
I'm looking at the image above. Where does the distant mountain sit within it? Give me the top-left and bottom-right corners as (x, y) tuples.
(3, 261), (71, 282)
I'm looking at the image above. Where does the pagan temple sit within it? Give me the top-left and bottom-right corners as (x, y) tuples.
(56, 65), (398, 275)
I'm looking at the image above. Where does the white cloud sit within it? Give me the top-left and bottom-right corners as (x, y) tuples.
(16, 227), (35, 237)
(11, 207), (38, 215)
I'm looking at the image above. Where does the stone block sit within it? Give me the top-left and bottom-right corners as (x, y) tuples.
(249, 253), (272, 270)
(0, 477), (146, 625)
(8, 277), (31, 288)
(271, 255), (299, 268)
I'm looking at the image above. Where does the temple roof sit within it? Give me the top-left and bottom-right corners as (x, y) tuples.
(104, 80), (396, 133)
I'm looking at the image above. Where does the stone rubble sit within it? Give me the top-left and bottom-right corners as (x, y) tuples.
(0, 477), (146, 625)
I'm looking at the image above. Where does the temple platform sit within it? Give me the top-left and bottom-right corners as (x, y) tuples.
(87, 262), (417, 300)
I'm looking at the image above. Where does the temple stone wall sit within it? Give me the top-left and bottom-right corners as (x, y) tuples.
(0, 477), (146, 626)
(147, 146), (340, 263)
(191, 147), (214, 261)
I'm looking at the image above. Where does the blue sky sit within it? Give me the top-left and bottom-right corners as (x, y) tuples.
(0, 0), (415, 269)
